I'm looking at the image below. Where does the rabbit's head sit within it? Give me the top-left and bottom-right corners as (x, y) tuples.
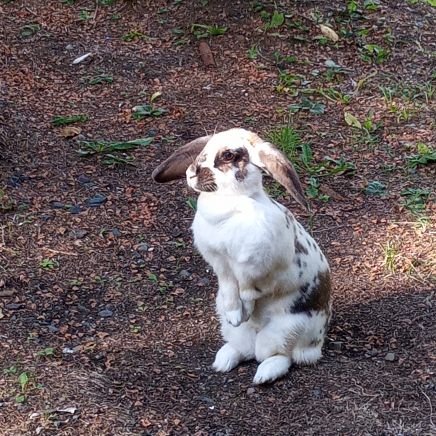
(152, 128), (307, 208)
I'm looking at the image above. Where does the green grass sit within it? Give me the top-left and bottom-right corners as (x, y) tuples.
(52, 114), (88, 126)
(191, 24), (227, 38)
(77, 137), (153, 166)
(383, 241), (398, 272)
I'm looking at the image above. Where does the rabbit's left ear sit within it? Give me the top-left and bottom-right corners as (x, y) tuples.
(247, 133), (308, 210)
(152, 135), (211, 183)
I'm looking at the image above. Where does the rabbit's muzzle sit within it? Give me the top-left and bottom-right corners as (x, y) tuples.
(191, 166), (217, 192)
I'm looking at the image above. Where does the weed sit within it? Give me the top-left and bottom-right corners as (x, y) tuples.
(289, 97), (326, 115)
(39, 259), (58, 270)
(345, 111), (381, 144)
(98, 0), (115, 5)
(317, 87), (352, 104)
(0, 189), (15, 212)
(276, 71), (302, 95)
(265, 11), (285, 30)
(20, 23), (40, 38)
(383, 241), (398, 272)
(133, 91), (167, 119)
(264, 181), (285, 199)
(273, 51), (297, 66)
(191, 24), (227, 39)
(247, 45), (259, 60)
(78, 10), (92, 21)
(366, 180), (387, 196)
(400, 188), (430, 216)
(123, 30), (147, 42)
(306, 177), (330, 202)
(52, 114), (88, 126)
(360, 44), (389, 64)
(407, 143), (436, 168)
(186, 197), (197, 211)
(77, 137), (153, 166)
(37, 347), (55, 358)
(267, 125), (300, 162)
(85, 74), (113, 85)
(4, 365), (18, 375)
(364, 0), (381, 11)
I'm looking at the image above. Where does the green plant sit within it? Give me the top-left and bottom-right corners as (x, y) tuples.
(289, 97), (326, 115)
(364, 0), (381, 11)
(361, 44), (389, 64)
(265, 11), (285, 30)
(401, 188), (430, 216)
(78, 137), (153, 166)
(186, 197), (197, 211)
(37, 347), (55, 358)
(383, 241), (398, 272)
(247, 45), (259, 60)
(276, 71), (302, 94)
(273, 51), (297, 65)
(132, 92), (167, 119)
(98, 0), (115, 5)
(306, 177), (330, 201)
(15, 372), (30, 403)
(407, 143), (436, 168)
(20, 23), (40, 38)
(317, 87), (351, 104)
(86, 74), (113, 85)
(123, 30), (147, 42)
(366, 180), (386, 196)
(267, 126), (300, 162)
(52, 114), (88, 126)
(78, 10), (92, 21)
(191, 24), (227, 38)
(39, 259), (58, 270)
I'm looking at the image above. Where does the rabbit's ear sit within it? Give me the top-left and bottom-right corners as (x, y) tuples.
(248, 133), (308, 209)
(152, 136), (211, 183)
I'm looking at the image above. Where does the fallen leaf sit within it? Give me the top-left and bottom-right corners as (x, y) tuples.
(344, 112), (362, 129)
(319, 24), (339, 42)
(61, 126), (81, 138)
(0, 308), (4, 319)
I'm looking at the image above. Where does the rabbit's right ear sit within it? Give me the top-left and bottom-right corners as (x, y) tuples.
(152, 136), (211, 183)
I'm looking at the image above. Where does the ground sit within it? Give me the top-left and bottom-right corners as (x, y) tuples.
(0, 0), (435, 435)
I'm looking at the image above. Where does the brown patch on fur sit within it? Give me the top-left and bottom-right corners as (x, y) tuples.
(295, 238), (309, 255)
(290, 270), (331, 314)
(196, 167), (217, 192)
(214, 147), (249, 181)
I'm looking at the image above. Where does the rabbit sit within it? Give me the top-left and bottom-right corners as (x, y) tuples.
(152, 128), (331, 384)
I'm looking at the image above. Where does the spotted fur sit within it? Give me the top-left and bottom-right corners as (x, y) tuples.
(152, 128), (332, 384)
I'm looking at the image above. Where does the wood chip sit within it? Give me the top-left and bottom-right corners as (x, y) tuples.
(199, 41), (216, 68)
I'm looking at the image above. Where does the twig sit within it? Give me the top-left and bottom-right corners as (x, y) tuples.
(45, 248), (79, 257)
(420, 388), (435, 429)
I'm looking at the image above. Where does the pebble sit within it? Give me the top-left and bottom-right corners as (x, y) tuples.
(246, 387), (255, 395)
(136, 243), (149, 252)
(70, 229), (88, 239)
(98, 308), (113, 318)
(384, 352), (396, 362)
(69, 205), (82, 214)
(111, 228), (121, 237)
(328, 341), (343, 351)
(5, 303), (24, 310)
(50, 201), (65, 209)
(77, 174), (93, 185)
(179, 270), (191, 280)
(87, 194), (107, 207)
(65, 44), (74, 50)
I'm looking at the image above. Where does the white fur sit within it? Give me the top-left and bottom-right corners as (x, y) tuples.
(186, 129), (331, 384)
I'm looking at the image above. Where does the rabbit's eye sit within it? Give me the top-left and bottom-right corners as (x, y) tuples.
(222, 151), (234, 161)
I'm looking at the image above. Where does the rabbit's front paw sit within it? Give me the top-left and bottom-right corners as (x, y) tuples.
(213, 343), (243, 372)
(225, 307), (244, 327)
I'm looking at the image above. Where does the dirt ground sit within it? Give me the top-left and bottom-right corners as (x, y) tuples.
(0, 1), (435, 435)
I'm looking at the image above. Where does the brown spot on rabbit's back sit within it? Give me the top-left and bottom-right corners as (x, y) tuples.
(290, 270), (331, 314)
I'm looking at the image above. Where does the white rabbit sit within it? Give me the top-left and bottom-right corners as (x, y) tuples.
(152, 128), (331, 384)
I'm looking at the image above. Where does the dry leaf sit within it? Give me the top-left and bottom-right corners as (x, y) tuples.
(61, 126), (81, 138)
(319, 25), (339, 42)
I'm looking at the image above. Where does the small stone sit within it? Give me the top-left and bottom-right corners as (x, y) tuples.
(246, 387), (255, 395)
(328, 341), (343, 351)
(111, 228), (121, 237)
(178, 270), (191, 280)
(384, 352), (396, 362)
(47, 324), (59, 333)
(50, 201), (65, 209)
(65, 44), (74, 50)
(98, 308), (113, 318)
(77, 175), (92, 185)
(69, 205), (82, 214)
(69, 229), (88, 239)
(5, 303), (24, 310)
(136, 243), (149, 252)
(87, 194), (107, 207)
(197, 277), (210, 287)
